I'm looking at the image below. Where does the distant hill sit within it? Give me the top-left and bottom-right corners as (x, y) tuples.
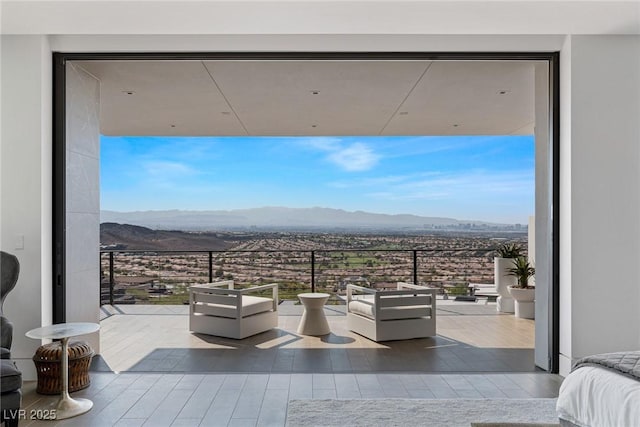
(101, 207), (510, 232)
(100, 223), (236, 250)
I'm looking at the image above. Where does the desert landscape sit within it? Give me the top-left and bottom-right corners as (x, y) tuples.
(100, 226), (527, 305)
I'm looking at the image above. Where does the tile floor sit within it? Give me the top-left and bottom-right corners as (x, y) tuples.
(18, 371), (562, 427)
(15, 300), (557, 426)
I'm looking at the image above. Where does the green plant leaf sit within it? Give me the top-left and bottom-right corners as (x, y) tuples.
(506, 256), (535, 288)
(495, 243), (522, 258)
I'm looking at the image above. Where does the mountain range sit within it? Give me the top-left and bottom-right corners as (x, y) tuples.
(100, 223), (238, 250)
(100, 207), (510, 232)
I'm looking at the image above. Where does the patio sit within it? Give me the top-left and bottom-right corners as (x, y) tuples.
(97, 297), (535, 374)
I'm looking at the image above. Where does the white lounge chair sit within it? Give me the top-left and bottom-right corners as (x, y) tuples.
(469, 283), (499, 304)
(346, 282), (436, 342)
(189, 280), (278, 339)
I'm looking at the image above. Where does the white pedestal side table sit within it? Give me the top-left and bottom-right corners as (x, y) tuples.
(297, 293), (331, 335)
(26, 322), (100, 420)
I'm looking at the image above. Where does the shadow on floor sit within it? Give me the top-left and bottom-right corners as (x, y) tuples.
(90, 354), (115, 372)
(95, 329), (535, 374)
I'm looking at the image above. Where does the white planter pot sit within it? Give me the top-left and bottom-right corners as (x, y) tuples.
(494, 257), (517, 297)
(494, 257), (516, 313)
(508, 286), (535, 319)
(496, 296), (515, 313)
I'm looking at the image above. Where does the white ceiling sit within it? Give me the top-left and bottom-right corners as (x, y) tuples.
(77, 60), (537, 136)
(3, 1), (639, 35)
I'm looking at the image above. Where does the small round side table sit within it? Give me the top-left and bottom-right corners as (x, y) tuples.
(297, 293), (331, 335)
(26, 322), (100, 420)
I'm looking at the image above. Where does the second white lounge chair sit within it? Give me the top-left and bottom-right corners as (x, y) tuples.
(347, 282), (436, 342)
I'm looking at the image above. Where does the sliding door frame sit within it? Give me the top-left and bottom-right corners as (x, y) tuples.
(52, 51), (561, 373)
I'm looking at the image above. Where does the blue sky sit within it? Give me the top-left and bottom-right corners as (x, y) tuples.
(100, 135), (534, 224)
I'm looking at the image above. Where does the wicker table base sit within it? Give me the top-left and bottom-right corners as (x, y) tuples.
(33, 341), (94, 395)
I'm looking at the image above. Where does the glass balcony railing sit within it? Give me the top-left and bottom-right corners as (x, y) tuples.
(99, 247), (515, 306)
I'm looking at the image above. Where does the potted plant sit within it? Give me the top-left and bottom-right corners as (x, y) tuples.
(493, 243), (521, 313)
(507, 256), (536, 319)
(496, 243), (522, 259)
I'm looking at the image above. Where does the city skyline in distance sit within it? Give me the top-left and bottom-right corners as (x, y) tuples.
(101, 206), (528, 233)
(101, 135), (534, 224)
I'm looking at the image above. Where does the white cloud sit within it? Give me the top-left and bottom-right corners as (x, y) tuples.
(400, 170), (533, 196)
(326, 142), (380, 172)
(353, 169), (533, 203)
(295, 138), (381, 172)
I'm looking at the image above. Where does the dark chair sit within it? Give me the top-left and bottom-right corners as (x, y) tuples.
(1, 357), (21, 427)
(0, 251), (22, 427)
(0, 315), (12, 360)
(1, 251), (20, 359)
(1, 251), (20, 315)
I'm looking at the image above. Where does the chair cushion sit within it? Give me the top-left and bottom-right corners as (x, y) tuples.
(348, 300), (376, 319)
(199, 295), (273, 319)
(349, 296), (432, 321)
(0, 347), (10, 359)
(0, 360), (22, 393)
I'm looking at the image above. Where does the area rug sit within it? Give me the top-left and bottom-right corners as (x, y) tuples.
(471, 423), (559, 427)
(286, 398), (559, 427)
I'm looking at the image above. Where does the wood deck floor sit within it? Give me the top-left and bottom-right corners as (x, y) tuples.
(97, 300), (535, 374)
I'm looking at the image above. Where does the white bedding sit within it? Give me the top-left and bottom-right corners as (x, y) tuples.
(557, 365), (640, 427)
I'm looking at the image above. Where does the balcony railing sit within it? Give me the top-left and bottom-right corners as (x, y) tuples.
(99, 248), (506, 306)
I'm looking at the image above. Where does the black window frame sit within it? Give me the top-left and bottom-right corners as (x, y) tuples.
(52, 51), (560, 372)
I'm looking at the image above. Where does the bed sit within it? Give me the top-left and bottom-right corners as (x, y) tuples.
(556, 351), (640, 427)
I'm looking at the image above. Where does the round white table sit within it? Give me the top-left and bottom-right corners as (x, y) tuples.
(297, 293), (331, 335)
(26, 322), (100, 420)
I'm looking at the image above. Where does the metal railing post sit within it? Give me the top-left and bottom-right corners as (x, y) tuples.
(208, 251), (213, 282)
(109, 251), (115, 306)
(311, 250), (315, 292)
(413, 250), (418, 285)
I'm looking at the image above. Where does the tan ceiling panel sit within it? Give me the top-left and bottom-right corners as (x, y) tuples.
(76, 61), (247, 136)
(383, 61), (535, 135)
(203, 61), (430, 136)
(75, 60), (536, 137)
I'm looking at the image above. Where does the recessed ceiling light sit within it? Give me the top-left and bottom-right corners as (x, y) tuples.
(310, 90), (320, 95)
(122, 90), (135, 95)
(399, 112), (409, 115)
(452, 124), (459, 128)
(311, 125), (317, 128)
(221, 111), (231, 115)
(170, 124), (176, 128)
(497, 90), (510, 95)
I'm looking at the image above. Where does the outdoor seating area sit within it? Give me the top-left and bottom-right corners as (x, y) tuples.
(97, 292), (535, 375)
(188, 281), (439, 344)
